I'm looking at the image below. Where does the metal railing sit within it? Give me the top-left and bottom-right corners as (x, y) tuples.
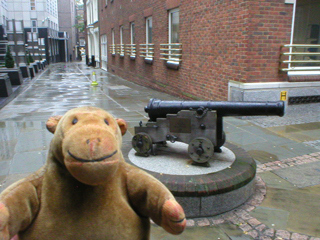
(160, 43), (182, 62)
(109, 44), (116, 55)
(280, 44), (320, 71)
(125, 44), (136, 58)
(115, 44), (125, 56)
(139, 43), (154, 59)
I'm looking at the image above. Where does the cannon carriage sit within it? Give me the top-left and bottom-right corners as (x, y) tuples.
(132, 98), (285, 166)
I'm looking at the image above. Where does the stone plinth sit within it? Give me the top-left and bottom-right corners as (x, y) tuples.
(128, 142), (256, 218)
(0, 68), (23, 85)
(0, 73), (12, 97)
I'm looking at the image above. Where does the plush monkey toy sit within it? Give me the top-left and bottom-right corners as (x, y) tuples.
(0, 106), (186, 240)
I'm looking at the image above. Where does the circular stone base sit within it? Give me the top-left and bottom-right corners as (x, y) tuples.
(129, 142), (236, 175)
(127, 142), (256, 218)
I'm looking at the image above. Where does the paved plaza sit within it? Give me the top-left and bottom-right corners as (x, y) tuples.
(0, 61), (320, 240)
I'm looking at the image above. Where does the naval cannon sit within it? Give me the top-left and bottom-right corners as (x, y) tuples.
(132, 99), (285, 166)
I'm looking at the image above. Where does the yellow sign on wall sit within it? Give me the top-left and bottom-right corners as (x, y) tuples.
(280, 91), (287, 101)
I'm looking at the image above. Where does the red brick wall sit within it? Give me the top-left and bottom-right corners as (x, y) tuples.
(246, 1), (293, 83)
(99, 0), (293, 100)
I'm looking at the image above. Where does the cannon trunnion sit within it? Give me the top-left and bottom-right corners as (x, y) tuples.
(132, 99), (285, 166)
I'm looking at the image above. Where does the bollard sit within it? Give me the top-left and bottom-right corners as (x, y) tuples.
(91, 71), (98, 86)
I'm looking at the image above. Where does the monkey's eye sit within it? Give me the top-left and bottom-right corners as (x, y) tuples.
(104, 119), (109, 125)
(72, 118), (78, 125)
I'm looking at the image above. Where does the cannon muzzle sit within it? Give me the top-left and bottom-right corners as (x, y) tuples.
(145, 99), (285, 121)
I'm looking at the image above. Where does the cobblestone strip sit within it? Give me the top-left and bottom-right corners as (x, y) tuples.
(257, 152), (320, 173)
(185, 176), (320, 240)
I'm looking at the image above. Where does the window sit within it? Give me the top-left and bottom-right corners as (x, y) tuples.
(112, 29), (115, 45)
(80, 39), (86, 46)
(130, 22), (135, 45)
(160, 8), (181, 68)
(33, 32), (38, 41)
(38, 38), (45, 45)
(129, 22), (136, 58)
(169, 9), (179, 45)
(101, 34), (108, 69)
(30, 0), (36, 10)
(31, 19), (37, 33)
(146, 17), (152, 45)
(145, 17), (153, 58)
(27, 32), (32, 42)
(27, 32), (38, 42)
(168, 8), (181, 64)
(111, 28), (115, 55)
(120, 25), (124, 56)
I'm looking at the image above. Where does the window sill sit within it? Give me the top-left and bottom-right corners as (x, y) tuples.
(112, 53), (116, 57)
(130, 56), (136, 60)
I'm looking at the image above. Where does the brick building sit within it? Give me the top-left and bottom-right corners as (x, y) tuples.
(86, 0), (320, 103)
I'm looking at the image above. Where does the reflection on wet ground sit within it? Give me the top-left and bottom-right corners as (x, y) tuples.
(0, 62), (320, 239)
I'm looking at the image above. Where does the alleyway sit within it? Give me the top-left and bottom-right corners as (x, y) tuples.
(0, 62), (320, 239)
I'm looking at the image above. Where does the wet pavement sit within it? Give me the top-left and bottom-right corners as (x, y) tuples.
(1, 61), (320, 240)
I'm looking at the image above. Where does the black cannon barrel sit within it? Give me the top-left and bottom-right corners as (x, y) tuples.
(145, 99), (285, 121)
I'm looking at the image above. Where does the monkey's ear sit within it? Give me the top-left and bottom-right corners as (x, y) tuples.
(46, 116), (63, 134)
(116, 118), (127, 136)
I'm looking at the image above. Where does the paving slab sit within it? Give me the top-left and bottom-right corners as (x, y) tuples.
(15, 129), (52, 153)
(252, 185), (320, 237)
(273, 161), (320, 188)
(258, 171), (296, 190)
(250, 206), (290, 230)
(150, 225), (240, 240)
(10, 150), (47, 174)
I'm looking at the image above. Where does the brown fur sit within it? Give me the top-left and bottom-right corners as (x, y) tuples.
(0, 107), (186, 240)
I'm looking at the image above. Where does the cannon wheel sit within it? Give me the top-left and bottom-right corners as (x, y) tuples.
(188, 137), (214, 164)
(132, 133), (153, 156)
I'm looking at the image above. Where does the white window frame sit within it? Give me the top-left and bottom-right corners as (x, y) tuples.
(146, 17), (152, 58)
(111, 28), (115, 55)
(31, 19), (37, 33)
(129, 22), (136, 58)
(146, 17), (152, 45)
(169, 8), (179, 45)
(168, 8), (180, 61)
(130, 22), (135, 45)
(27, 32), (32, 42)
(120, 25), (124, 56)
(101, 34), (108, 63)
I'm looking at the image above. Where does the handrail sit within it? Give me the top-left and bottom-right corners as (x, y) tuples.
(125, 44), (136, 58)
(279, 44), (320, 71)
(115, 44), (125, 56)
(160, 43), (182, 62)
(139, 43), (154, 59)
(109, 44), (116, 55)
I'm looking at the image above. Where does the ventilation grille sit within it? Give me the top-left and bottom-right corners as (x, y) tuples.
(288, 95), (320, 105)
